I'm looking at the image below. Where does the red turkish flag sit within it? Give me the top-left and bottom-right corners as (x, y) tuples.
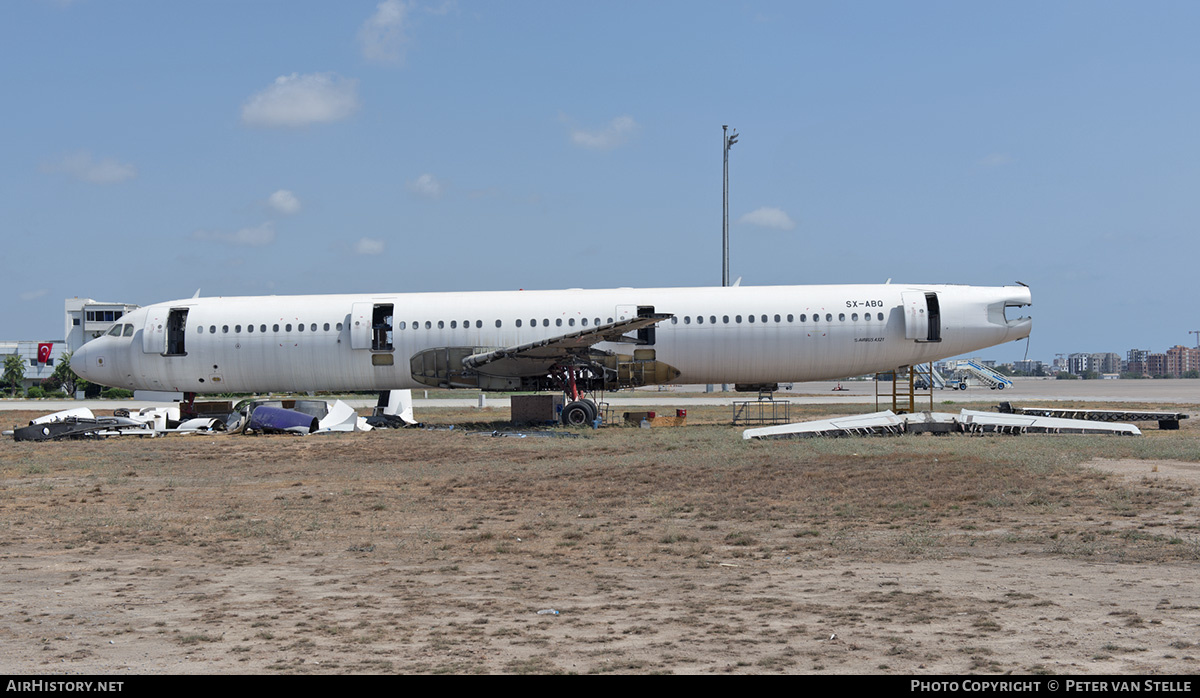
(37, 343), (53, 363)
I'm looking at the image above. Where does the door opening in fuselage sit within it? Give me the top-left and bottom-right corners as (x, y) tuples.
(372, 304), (394, 351)
(166, 309), (188, 356)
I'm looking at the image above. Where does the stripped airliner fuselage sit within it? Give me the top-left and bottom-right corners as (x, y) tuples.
(72, 283), (1032, 394)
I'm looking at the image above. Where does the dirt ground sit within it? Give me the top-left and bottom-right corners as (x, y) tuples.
(2, 403), (1200, 675)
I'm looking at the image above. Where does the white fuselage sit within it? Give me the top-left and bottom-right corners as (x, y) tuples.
(72, 283), (1032, 394)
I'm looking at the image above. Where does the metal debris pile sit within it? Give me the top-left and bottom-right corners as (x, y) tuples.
(6, 390), (419, 441)
(743, 408), (1143, 440)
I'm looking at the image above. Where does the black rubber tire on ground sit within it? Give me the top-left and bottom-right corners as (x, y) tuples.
(562, 401), (593, 426)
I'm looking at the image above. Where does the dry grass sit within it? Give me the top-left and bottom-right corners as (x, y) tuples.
(1, 402), (1199, 673)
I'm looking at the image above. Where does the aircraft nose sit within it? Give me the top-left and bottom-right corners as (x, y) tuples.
(71, 343), (92, 380)
(70, 340), (106, 385)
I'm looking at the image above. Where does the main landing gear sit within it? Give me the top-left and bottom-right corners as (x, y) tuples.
(561, 398), (599, 426)
(553, 365), (602, 427)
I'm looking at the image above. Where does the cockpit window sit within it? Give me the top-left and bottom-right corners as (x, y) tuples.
(107, 324), (122, 337)
(122, 324), (134, 337)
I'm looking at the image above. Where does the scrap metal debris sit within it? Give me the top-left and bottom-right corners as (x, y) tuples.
(996, 402), (1189, 430)
(6, 389), (421, 441)
(743, 409), (1143, 440)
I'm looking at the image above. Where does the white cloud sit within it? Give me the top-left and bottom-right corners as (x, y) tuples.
(19, 289), (48, 301)
(192, 222), (276, 247)
(354, 237), (386, 255)
(979, 153), (1015, 167)
(359, 0), (410, 64)
(738, 207), (796, 231)
(570, 115), (639, 150)
(41, 151), (137, 184)
(407, 173), (444, 198)
(267, 189), (301, 215)
(241, 73), (360, 128)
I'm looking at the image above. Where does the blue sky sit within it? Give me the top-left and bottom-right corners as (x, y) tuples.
(4, 1), (1198, 363)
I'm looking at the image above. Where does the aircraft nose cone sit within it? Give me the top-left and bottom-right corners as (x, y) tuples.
(70, 341), (108, 385)
(71, 343), (92, 380)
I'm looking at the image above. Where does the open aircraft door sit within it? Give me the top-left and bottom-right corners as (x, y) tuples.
(901, 291), (941, 343)
(349, 302), (373, 350)
(142, 310), (165, 354)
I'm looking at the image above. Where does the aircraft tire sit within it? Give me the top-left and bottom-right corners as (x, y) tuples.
(562, 401), (593, 427)
(958, 384), (967, 390)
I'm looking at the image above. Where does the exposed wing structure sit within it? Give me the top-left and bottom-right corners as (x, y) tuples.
(411, 313), (679, 391)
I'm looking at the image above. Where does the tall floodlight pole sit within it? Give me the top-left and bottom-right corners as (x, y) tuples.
(722, 125), (738, 287)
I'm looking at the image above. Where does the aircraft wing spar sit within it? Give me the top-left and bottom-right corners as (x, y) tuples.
(410, 313), (678, 391)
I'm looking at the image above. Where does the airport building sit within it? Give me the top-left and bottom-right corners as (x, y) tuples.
(65, 297), (141, 352)
(0, 340), (69, 390)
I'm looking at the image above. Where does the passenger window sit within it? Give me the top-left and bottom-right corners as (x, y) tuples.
(748, 314), (755, 323)
(878, 312), (884, 321)
(298, 324), (304, 332)
(594, 318), (601, 326)
(222, 325), (229, 333)
(774, 314), (781, 323)
(852, 313), (858, 321)
(285, 324), (292, 332)
(450, 321), (457, 329)
(761, 315), (767, 323)
(425, 321), (431, 329)
(210, 325), (216, 334)
(324, 323), (330, 331)
(556, 319), (562, 327)
(787, 314), (793, 322)
(543, 319), (549, 327)
(197, 326), (204, 334)
(516, 319), (522, 328)
(336, 323), (342, 331)
(582, 318), (588, 326)
(710, 316), (716, 324)
(495, 319), (502, 328)
(235, 325), (242, 333)
(838, 313), (845, 321)
(247, 325), (254, 333)
(476, 320), (482, 328)
(273, 324), (280, 332)
(696, 316), (703, 324)
(569, 318), (575, 326)
(825, 314), (832, 322)
(683, 316), (690, 324)
(261, 325), (267, 333)
(723, 315), (729, 323)
(735, 315), (742, 323)
(311, 323), (317, 332)
(437, 321), (444, 329)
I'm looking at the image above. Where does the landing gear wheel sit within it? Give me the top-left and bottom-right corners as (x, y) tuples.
(562, 400), (595, 427)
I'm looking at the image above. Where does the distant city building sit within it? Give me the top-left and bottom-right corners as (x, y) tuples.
(1013, 359), (1044, 374)
(1165, 345), (1200, 377)
(1089, 352), (1122, 374)
(1125, 349), (1151, 376)
(1067, 353), (1091, 375)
